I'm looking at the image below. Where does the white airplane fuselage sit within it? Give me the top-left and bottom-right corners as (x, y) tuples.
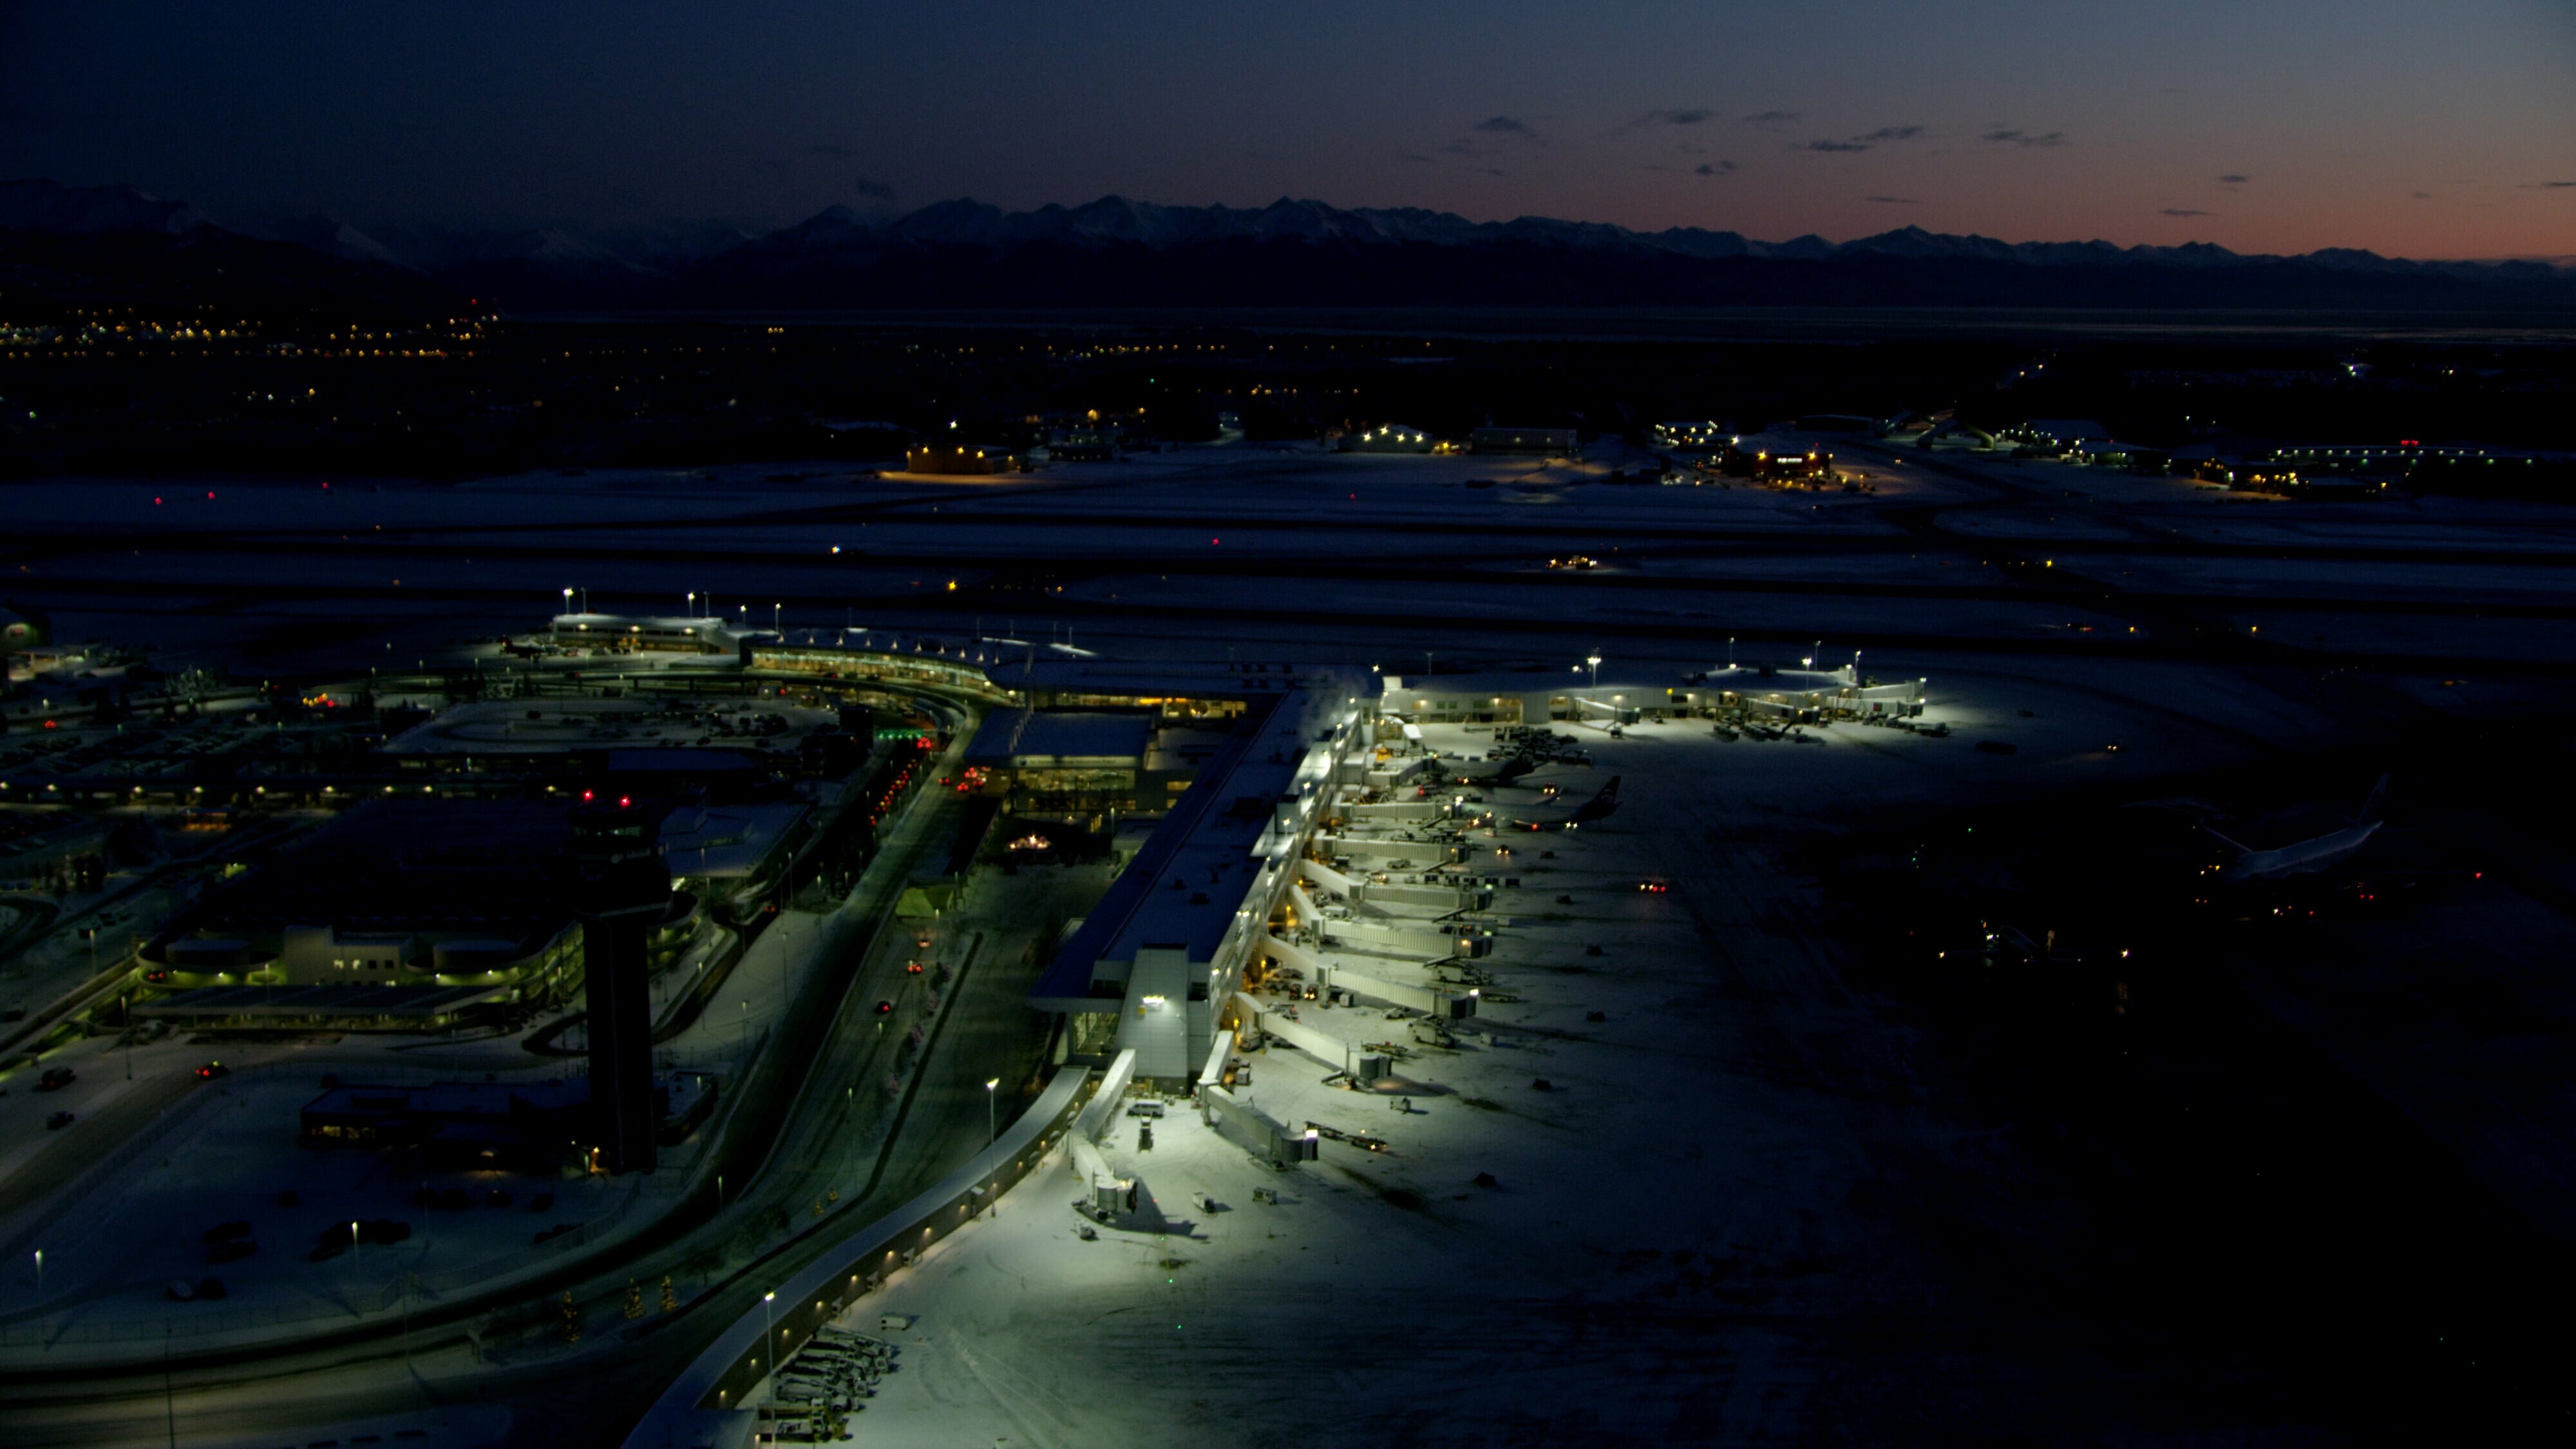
(2221, 820), (2382, 882)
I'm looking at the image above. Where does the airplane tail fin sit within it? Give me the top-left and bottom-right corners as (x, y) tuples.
(2356, 774), (2389, 826)
(1569, 775), (1623, 824)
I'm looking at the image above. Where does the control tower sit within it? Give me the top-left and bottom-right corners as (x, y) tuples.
(567, 791), (672, 1174)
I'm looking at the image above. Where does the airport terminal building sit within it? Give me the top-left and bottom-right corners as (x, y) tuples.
(994, 661), (1379, 1088)
(1381, 662), (1924, 726)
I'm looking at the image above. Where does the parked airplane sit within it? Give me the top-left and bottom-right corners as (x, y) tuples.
(2207, 776), (2386, 881)
(1446, 754), (1536, 788)
(1495, 775), (1623, 831)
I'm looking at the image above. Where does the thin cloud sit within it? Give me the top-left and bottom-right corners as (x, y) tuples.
(2409, 191), (2432, 200)
(2160, 208), (2211, 218)
(1694, 161), (1738, 177)
(1629, 108), (1715, 128)
(2217, 173), (2251, 185)
(1868, 196), (1918, 205)
(2528, 180), (2576, 189)
(1801, 124), (1927, 153)
(1402, 153), (1435, 164)
(1741, 109), (1801, 129)
(1444, 116), (1542, 158)
(1984, 128), (2071, 148)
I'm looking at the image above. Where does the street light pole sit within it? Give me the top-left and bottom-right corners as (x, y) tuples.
(562, 587), (573, 618)
(1586, 654), (1602, 692)
(985, 1077), (999, 1143)
(350, 1220), (361, 1318)
(761, 1291), (776, 1384)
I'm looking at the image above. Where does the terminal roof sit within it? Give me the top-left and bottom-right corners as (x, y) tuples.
(1381, 670), (1679, 698)
(987, 658), (1332, 698)
(1028, 696), (1280, 1005)
(659, 801), (808, 878)
(963, 708), (1155, 766)
(1030, 670), (1364, 1011)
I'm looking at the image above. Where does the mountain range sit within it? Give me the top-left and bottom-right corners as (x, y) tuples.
(5, 178), (2570, 314)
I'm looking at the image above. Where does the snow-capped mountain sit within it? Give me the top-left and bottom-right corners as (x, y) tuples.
(254, 215), (415, 270)
(6, 182), (2570, 313)
(0, 178), (210, 236)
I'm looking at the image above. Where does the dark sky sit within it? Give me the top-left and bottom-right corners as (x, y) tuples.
(5, 1), (2571, 256)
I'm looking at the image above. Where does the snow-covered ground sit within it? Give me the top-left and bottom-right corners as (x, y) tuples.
(748, 691), (2345, 1444)
(12, 437), (2575, 682)
(0, 899), (849, 1352)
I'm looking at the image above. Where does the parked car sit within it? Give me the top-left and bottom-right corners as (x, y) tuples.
(36, 1066), (74, 1091)
(46, 1110), (74, 1130)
